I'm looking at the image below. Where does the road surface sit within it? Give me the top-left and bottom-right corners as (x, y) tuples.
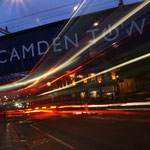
(5, 113), (150, 150)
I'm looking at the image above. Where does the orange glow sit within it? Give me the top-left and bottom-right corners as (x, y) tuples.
(77, 75), (84, 78)
(59, 105), (73, 109)
(111, 71), (116, 80)
(18, 109), (24, 112)
(47, 82), (51, 86)
(80, 92), (86, 99)
(23, 79), (40, 90)
(89, 73), (96, 76)
(69, 74), (76, 78)
(35, 107), (39, 110)
(106, 93), (112, 96)
(72, 79), (76, 85)
(65, 80), (68, 86)
(42, 106), (47, 109)
(88, 73), (96, 82)
(58, 110), (126, 115)
(25, 109), (54, 114)
(28, 45), (78, 88)
(83, 79), (88, 83)
(50, 106), (57, 109)
(97, 75), (102, 83)
(2, 101), (150, 117)
(50, 65), (83, 85)
(58, 105), (84, 109)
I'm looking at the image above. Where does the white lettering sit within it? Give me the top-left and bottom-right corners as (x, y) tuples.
(64, 33), (79, 50)
(0, 50), (7, 64)
(103, 24), (119, 41)
(87, 28), (99, 43)
(22, 43), (34, 59)
(126, 18), (146, 37)
(10, 48), (20, 62)
(37, 41), (49, 55)
(53, 37), (62, 52)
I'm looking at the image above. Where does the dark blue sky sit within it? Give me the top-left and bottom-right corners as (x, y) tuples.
(0, 0), (143, 35)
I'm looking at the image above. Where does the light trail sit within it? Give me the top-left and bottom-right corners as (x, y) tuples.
(0, 0), (87, 92)
(23, 0), (87, 76)
(24, 45), (83, 89)
(23, 0), (150, 90)
(38, 51), (150, 96)
(21, 0), (87, 76)
(1, 101), (150, 116)
(0, 0), (149, 93)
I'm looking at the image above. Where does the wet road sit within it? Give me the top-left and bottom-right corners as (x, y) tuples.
(9, 113), (150, 150)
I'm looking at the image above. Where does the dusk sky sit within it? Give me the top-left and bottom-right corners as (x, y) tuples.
(0, 0), (144, 35)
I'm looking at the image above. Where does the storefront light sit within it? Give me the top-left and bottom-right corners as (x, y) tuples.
(80, 92), (86, 99)
(42, 106), (47, 109)
(83, 80), (88, 83)
(69, 74), (76, 78)
(90, 91), (97, 98)
(106, 93), (112, 96)
(47, 82), (51, 86)
(77, 75), (83, 78)
(90, 73), (96, 76)
(93, 22), (99, 27)
(72, 79), (76, 85)
(97, 75), (102, 83)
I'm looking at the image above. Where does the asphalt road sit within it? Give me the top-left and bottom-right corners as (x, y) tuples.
(10, 113), (150, 150)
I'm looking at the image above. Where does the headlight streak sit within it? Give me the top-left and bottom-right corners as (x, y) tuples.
(0, 48), (105, 96)
(2, 101), (150, 116)
(24, 64), (83, 90)
(0, 0), (149, 93)
(25, 1), (150, 85)
(38, 51), (150, 96)
(35, 0), (150, 96)
(37, 48), (110, 90)
(0, 0), (87, 93)
(20, 0), (150, 90)
(24, 44), (81, 90)
(22, 0), (87, 77)
(58, 102), (150, 109)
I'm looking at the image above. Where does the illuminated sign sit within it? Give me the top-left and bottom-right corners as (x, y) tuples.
(0, 4), (149, 76)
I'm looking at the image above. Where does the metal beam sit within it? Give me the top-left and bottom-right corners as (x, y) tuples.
(0, 27), (10, 35)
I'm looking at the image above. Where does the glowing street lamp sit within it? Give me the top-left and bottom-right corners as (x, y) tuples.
(47, 82), (51, 86)
(73, 5), (79, 11)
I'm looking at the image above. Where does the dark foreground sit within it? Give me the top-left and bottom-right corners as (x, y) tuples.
(0, 112), (150, 150)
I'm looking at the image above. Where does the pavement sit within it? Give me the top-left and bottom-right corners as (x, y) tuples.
(0, 111), (150, 150)
(0, 119), (29, 150)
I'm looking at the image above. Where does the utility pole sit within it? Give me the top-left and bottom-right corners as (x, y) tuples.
(0, 26), (10, 35)
(119, 0), (124, 7)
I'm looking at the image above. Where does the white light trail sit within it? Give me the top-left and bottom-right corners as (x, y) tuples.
(38, 51), (150, 96)
(0, 0), (149, 92)
(31, 0), (150, 86)
(0, 0), (87, 92)
(30, 0), (150, 89)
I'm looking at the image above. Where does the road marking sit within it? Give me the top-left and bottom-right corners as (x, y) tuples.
(31, 125), (75, 150)
(11, 123), (34, 150)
